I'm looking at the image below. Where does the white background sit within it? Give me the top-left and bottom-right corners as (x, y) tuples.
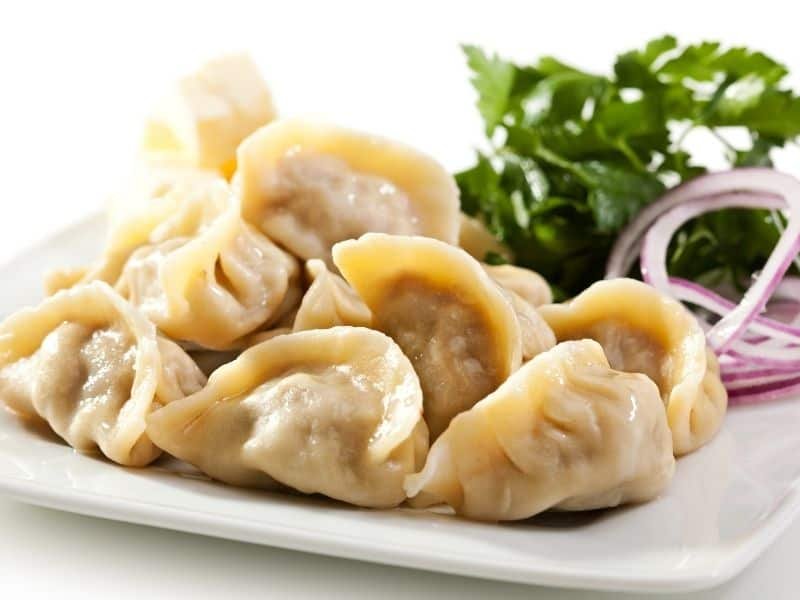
(1, 1), (799, 597)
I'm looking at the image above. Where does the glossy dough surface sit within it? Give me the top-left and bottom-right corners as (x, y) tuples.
(501, 289), (557, 361)
(45, 163), (230, 295)
(333, 233), (522, 439)
(120, 204), (300, 349)
(484, 264), (553, 308)
(539, 278), (728, 455)
(405, 340), (675, 521)
(147, 327), (429, 507)
(458, 213), (514, 263)
(291, 259), (372, 331)
(236, 119), (460, 267)
(484, 264), (556, 361)
(0, 282), (206, 466)
(0, 54), (716, 523)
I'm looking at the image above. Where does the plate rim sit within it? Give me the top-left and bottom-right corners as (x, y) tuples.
(1, 448), (799, 593)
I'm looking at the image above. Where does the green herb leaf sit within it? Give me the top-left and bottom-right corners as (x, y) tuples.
(577, 161), (665, 232)
(458, 37), (800, 297)
(614, 35), (677, 88)
(462, 45), (516, 135)
(735, 136), (779, 167)
(709, 89), (800, 138)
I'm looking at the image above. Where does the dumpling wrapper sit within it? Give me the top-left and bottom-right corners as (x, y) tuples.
(333, 233), (522, 439)
(458, 213), (514, 263)
(500, 288), (556, 361)
(404, 340), (675, 521)
(147, 327), (428, 508)
(484, 264), (552, 308)
(235, 119), (460, 268)
(45, 163), (230, 296)
(142, 54), (276, 178)
(291, 259), (371, 332)
(483, 264), (556, 361)
(538, 278), (728, 455)
(119, 203), (300, 350)
(0, 282), (206, 466)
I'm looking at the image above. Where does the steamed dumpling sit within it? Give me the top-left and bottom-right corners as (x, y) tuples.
(119, 203), (300, 350)
(484, 264), (556, 360)
(404, 340), (675, 521)
(291, 259), (372, 331)
(235, 119), (460, 268)
(0, 282), (206, 466)
(44, 266), (91, 296)
(484, 264), (552, 308)
(146, 327), (429, 508)
(501, 289), (557, 361)
(333, 233), (522, 439)
(142, 54), (277, 177)
(45, 163), (230, 295)
(538, 278), (728, 455)
(458, 213), (514, 263)
(243, 327), (293, 347)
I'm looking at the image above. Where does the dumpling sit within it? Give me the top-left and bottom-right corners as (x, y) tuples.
(484, 264), (556, 361)
(235, 119), (460, 268)
(244, 327), (292, 346)
(146, 327), (429, 508)
(142, 54), (277, 177)
(458, 213), (514, 263)
(46, 163), (230, 295)
(44, 266), (91, 296)
(0, 282), (206, 466)
(291, 259), (371, 332)
(119, 203), (300, 350)
(404, 340), (675, 521)
(333, 233), (522, 439)
(538, 278), (728, 455)
(484, 264), (552, 308)
(501, 289), (556, 361)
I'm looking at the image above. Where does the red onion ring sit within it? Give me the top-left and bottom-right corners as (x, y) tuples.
(606, 169), (785, 279)
(637, 170), (800, 353)
(608, 168), (800, 406)
(728, 377), (800, 405)
(668, 277), (800, 343)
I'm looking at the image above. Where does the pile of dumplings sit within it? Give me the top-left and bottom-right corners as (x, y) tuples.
(0, 55), (728, 522)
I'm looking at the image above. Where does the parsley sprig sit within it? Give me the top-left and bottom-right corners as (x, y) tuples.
(458, 36), (800, 298)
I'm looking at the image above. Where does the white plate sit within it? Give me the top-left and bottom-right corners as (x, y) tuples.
(1, 214), (799, 594)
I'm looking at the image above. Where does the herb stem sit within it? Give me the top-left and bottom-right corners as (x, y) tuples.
(673, 122), (695, 151)
(709, 128), (737, 162)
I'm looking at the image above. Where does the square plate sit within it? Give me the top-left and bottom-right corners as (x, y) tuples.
(1, 214), (799, 593)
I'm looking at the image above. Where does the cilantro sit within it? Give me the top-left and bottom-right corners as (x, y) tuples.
(462, 45), (515, 135)
(577, 162), (665, 232)
(459, 37), (800, 297)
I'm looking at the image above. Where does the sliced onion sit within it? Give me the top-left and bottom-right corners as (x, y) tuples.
(721, 366), (797, 382)
(725, 376), (797, 393)
(769, 277), (800, 325)
(606, 169), (785, 278)
(723, 344), (800, 365)
(765, 298), (800, 325)
(775, 276), (800, 302)
(728, 377), (800, 405)
(637, 169), (800, 353)
(668, 277), (800, 343)
(614, 168), (800, 406)
(640, 192), (785, 294)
